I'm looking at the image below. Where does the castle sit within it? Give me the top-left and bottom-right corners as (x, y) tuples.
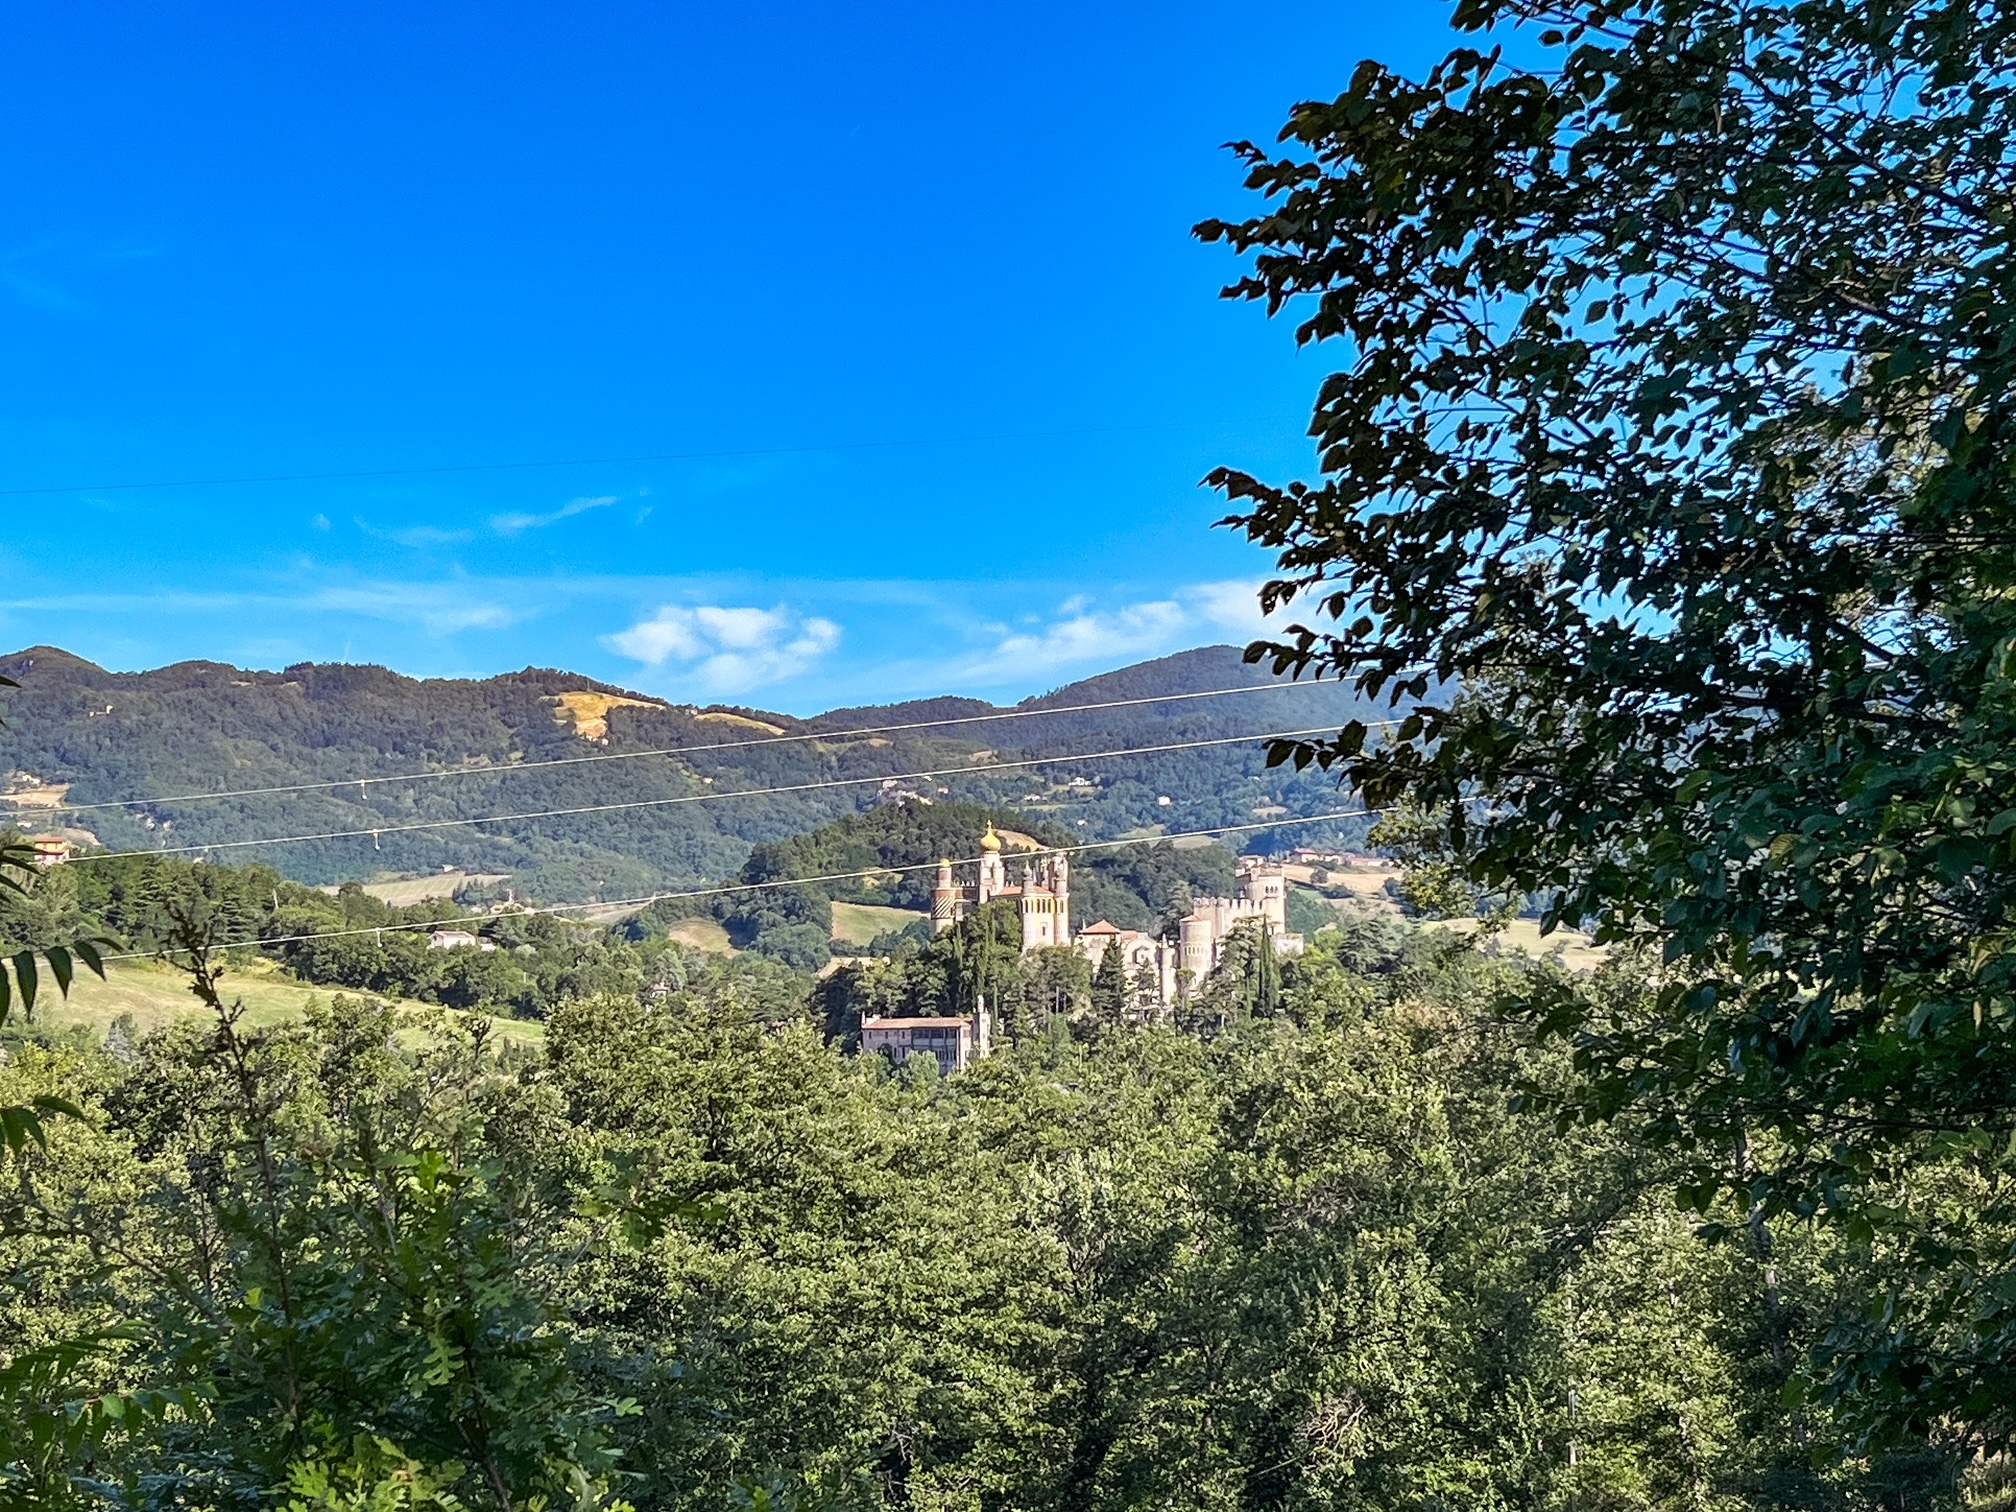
(931, 822), (1072, 950)
(930, 823), (1304, 1009)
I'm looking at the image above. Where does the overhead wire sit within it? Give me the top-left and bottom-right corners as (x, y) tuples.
(52, 678), (1361, 814)
(109, 810), (1376, 962)
(68, 724), (1358, 864)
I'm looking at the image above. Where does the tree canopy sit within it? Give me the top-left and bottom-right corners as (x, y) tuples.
(3, 922), (1971, 1508)
(1200, 0), (2016, 1448)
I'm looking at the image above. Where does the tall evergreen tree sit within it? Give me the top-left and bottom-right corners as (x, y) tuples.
(1091, 938), (1128, 1025)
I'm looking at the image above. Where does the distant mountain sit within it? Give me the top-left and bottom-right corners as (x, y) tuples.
(0, 643), (1383, 901)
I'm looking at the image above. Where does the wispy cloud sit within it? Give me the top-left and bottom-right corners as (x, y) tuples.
(953, 598), (1190, 684)
(605, 604), (842, 695)
(1, 236), (165, 315)
(0, 269), (79, 313)
(353, 516), (475, 547)
(491, 495), (617, 535)
(1, 579), (521, 638)
(307, 583), (517, 635)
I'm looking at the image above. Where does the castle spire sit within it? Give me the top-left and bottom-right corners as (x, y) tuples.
(977, 821), (1005, 903)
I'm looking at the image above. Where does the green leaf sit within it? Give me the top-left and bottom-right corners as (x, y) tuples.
(44, 946), (72, 998)
(1935, 836), (1989, 884)
(72, 938), (105, 979)
(10, 950), (37, 1016)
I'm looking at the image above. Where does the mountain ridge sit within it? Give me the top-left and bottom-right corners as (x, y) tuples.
(0, 643), (1381, 900)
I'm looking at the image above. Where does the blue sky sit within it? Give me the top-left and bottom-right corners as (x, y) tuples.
(0, 0), (1460, 713)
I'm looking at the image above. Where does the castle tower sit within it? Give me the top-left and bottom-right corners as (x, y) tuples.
(977, 822), (1005, 902)
(932, 858), (958, 935)
(1242, 863), (1288, 929)
(1177, 912), (1215, 988)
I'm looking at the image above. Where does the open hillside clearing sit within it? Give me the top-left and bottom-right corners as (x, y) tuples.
(547, 689), (665, 740)
(1304, 868), (1610, 972)
(1422, 915), (1609, 972)
(14, 956), (543, 1045)
(663, 916), (736, 954)
(317, 870), (512, 906)
(831, 901), (928, 946)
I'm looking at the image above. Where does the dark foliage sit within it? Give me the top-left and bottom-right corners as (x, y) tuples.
(1200, 0), (2016, 1452)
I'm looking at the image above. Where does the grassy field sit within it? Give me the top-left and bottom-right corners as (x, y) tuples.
(1311, 884), (1609, 972)
(831, 902), (927, 947)
(548, 689), (663, 740)
(1420, 916), (1609, 971)
(1288, 861), (1404, 901)
(20, 958), (544, 1045)
(316, 871), (511, 906)
(664, 917), (736, 953)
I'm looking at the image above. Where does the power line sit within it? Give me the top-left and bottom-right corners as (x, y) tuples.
(0, 420), (1185, 499)
(53, 679), (1365, 814)
(108, 810), (1375, 962)
(68, 725), (1349, 864)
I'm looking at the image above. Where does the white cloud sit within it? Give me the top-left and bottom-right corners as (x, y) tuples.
(1187, 578), (1308, 641)
(933, 580), (1324, 691)
(955, 598), (1190, 684)
(604, 604), (842, 695)
(491, 495), (617, 535)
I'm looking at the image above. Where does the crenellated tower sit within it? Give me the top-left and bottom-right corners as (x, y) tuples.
(931, 857), (958, 935)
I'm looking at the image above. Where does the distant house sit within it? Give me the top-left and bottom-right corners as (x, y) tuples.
(860, 1008), (991, 1073)
(27, 836), (70, 867)
(428, 929), (495, 952)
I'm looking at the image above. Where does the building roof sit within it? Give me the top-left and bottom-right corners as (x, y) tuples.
(1078, 920), (1122, 935)
(862, 1015), (973, 1031)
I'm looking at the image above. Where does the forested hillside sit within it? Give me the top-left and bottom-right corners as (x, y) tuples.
(0, 645), (1378, 902)
(0, 811), (1241, 1008)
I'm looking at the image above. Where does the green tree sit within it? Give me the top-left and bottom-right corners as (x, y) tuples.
(1026, 944), (1092, 1035)
(1201, 0), (2016, 1451)
(0, 844), (109, 1162)
(1090, 940), (1128, 1026)
(0, 945), (639, 1508)
(2, 908), (1962, 1507)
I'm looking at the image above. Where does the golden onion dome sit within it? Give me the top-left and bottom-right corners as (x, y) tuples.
(980, 823), (1002, 852)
